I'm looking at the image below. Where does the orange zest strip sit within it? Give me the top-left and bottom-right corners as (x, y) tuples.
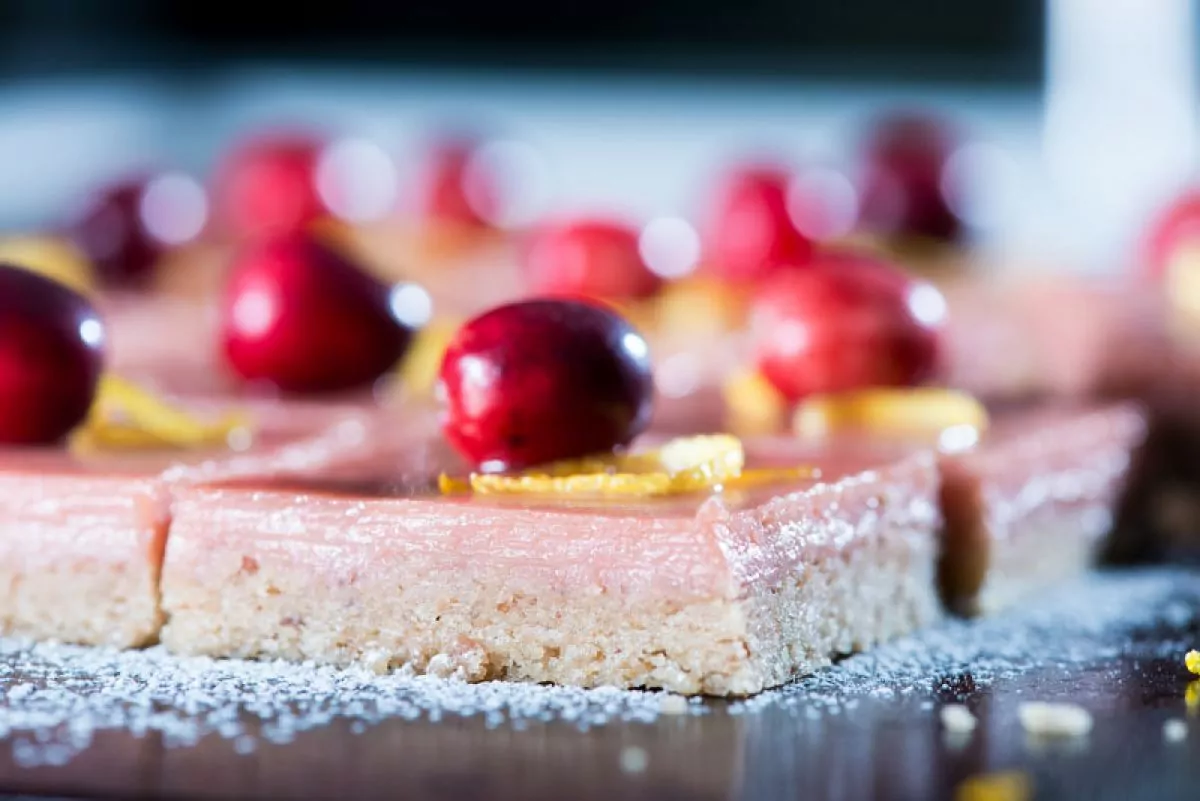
(71, 375), (251, 452)
(720, 465), (818, 490)
(395, 318), (462, 398)
(438, 473), (473, 495)
(440, 434), (813, 498)
(0, 236), (96, 296)
(722, 369), (788, 436)
(468, 471), (677, 498)
(793, 387), (989, 442)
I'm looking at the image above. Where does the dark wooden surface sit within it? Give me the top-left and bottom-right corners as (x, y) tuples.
(2, 570), (1199, 801)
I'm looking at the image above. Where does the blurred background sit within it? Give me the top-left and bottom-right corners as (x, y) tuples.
(0, 0), (1195, 271)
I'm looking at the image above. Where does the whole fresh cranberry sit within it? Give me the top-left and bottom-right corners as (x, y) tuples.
(1144, 189), (1200, 280)
(750, 252), (944, 401)
(213, 132), (327, 240)
(69, 173), (207, 287)
(857, 112), (962, 242)
(439, 298), (653, 470)
(705, 165), (813, 283)
(220, 233), (416, 394)
(420, 136), (497, 228)
(524, 218), (663, 300)
(0, 264), (105, 443)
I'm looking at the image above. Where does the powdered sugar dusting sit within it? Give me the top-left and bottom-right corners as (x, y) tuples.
(1, 570), (1196, 769)
(0, 641), (693, 767)
(730, 570), (1200, 715)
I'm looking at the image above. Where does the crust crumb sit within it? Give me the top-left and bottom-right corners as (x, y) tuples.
(1017, 701), (1093, 738)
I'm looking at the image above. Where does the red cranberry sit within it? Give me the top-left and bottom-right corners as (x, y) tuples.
(750, 252), (944, 401)
(213, 133), (327, 240)
(0, 264), (104, 444)
(69, 174), (207, 288)
(1143, 189), (1200, 279)
(439, 299), (653, 470)
(857, 112), (962, 242)
(705, 165), (813, 283)
(420, 137), (496, 228)
(524, 219), (663, 300)
(220, 234), (416, 394)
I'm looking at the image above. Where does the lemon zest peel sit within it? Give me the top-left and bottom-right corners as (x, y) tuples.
(440, 434), (811, 498)
(793, 387), (990, 441)
(71, 375), (251, 453)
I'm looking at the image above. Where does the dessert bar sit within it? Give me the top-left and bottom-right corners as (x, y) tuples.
(0, 396), (378, 648)
(937, 404), (1146, 615)
(159, 436), (942, 696)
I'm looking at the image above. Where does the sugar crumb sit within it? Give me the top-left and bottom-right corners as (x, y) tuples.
(940, 704), (977, 734)
(1017, 702), (1093, 738)
(0, 637), (673, 767)
(1163, 718), (1188, 743)
(619, 745), (649, 774)
(659, 694), (689, 715)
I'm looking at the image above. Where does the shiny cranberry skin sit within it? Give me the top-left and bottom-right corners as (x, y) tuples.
(0, 264), (104, 444)
(420, 137), (495, 228)
(439, 299), (654, 470)
(524, 219), (663, 300)
(214, 133), (326, 239)
(221, 234), (414, 394)
(705, 165), (813, 283)
(1144, 189), (1200, 279)
(750, 252), (944, 401)
(858, 112), (962, 242)
(69, 180), (161, 287)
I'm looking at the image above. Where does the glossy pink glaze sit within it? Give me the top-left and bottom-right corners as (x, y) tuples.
(942, 403), (1146, 541)
(0, 387), (393, 648)
(0, 395), (373, 480)
(101, 294), (229, 394)
(942, 276), (1170, 400)
(0, 470), (168, 567)
(177, 425), (939, 600)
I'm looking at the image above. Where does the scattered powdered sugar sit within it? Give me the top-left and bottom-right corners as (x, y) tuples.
(729, 570), (1200, 716)
(1, 570), (1195, 768)
(658, 694), (690, 715)
(0, 640), (690, 767)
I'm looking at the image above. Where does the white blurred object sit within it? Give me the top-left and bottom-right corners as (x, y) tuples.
(465, 139), (555, 229)
(1044, 0), (1198, 272)
(639, 216), (701, 279)
(941, 142), (1023, 234)
(316, 137), (398, 223)
(787, 167), (859, 241)
(140, 172), (208, 246)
